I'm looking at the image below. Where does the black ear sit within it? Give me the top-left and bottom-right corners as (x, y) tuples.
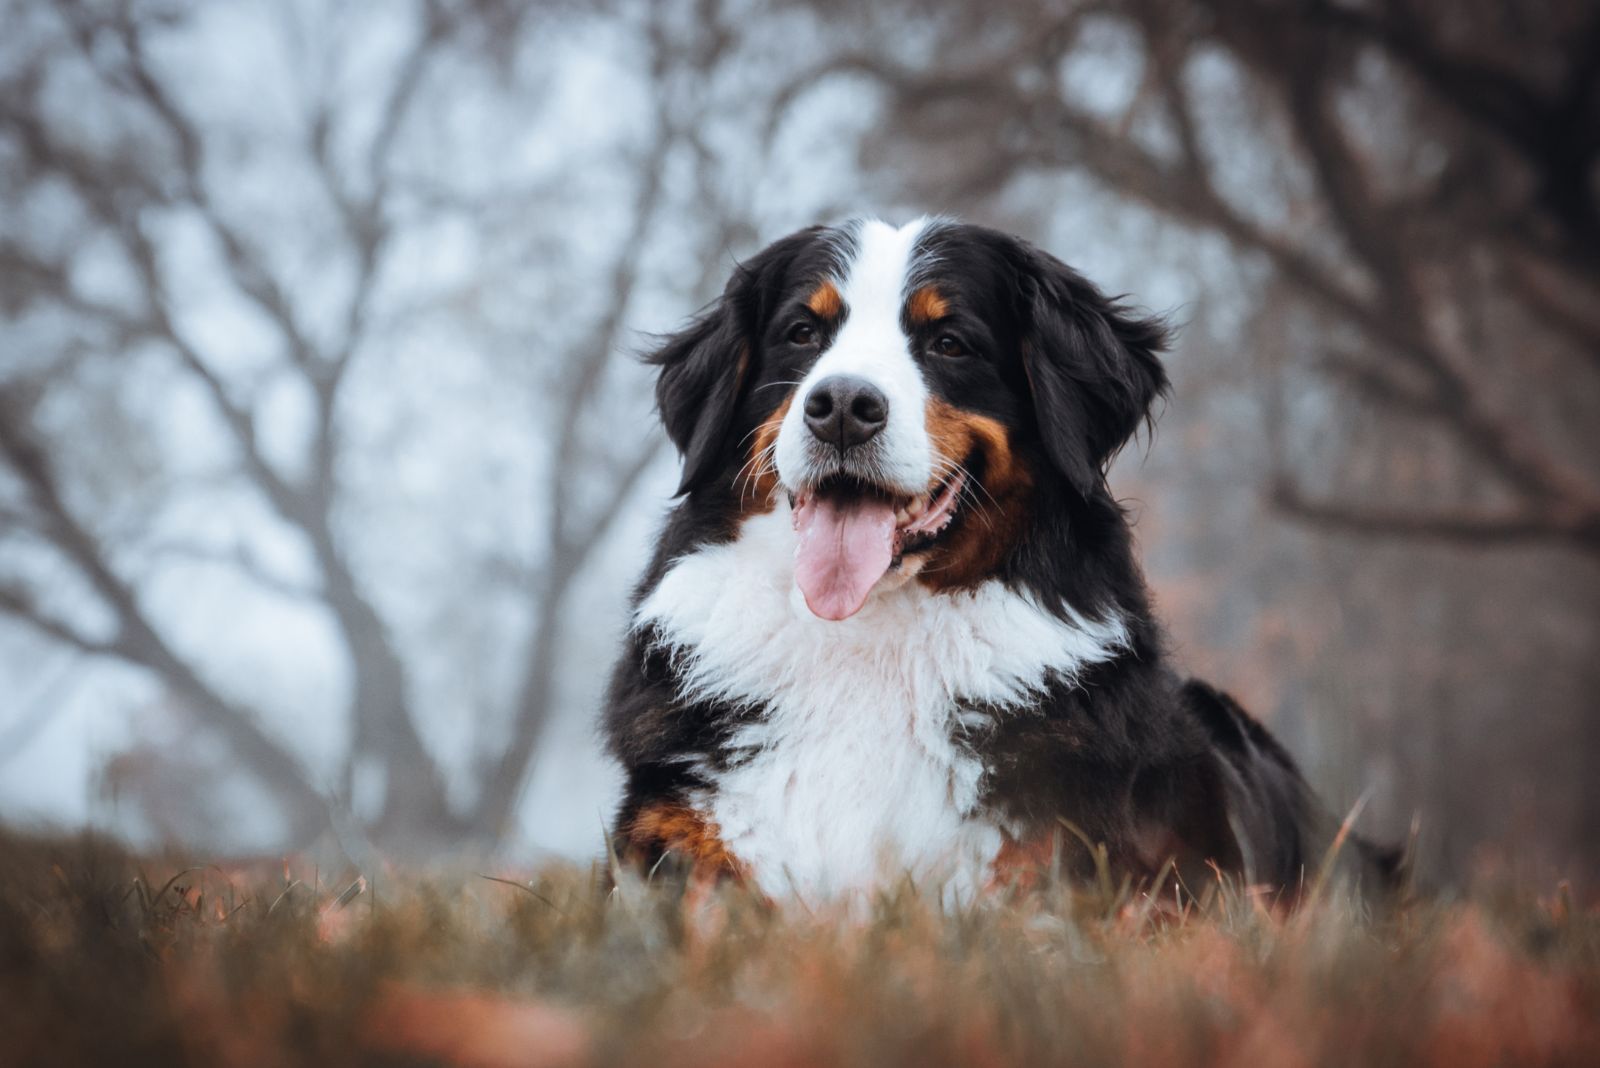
(1018, 249), (1170, 497)
(649, 299), (748, 496)
(649, 227), (822, 496)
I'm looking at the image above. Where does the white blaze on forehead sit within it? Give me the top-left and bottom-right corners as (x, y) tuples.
(774, 217), (937, 495)
(837, 216), (928, 324)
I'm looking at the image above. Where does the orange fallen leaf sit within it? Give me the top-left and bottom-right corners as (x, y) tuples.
(363, 982), (590, 1068)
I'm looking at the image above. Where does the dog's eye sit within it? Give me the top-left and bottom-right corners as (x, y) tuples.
(932, 334), (967, 358)
(788, 322), (817, 346)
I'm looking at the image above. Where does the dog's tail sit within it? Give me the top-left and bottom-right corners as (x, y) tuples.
(1181, 679), (1405, 900)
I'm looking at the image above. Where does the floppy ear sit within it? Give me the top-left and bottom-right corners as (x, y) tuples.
(649, 227), (822, 496)
(649, 298), (748, 496)
(1019, 250), (1170, 497)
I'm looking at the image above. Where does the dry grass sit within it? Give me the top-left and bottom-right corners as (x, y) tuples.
(1, 828), (1596, 1068)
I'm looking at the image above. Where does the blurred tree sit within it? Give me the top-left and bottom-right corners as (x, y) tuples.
(0, 0), (769, 855)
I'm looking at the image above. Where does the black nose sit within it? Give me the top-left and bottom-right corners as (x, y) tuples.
(803, 375), (888, 451)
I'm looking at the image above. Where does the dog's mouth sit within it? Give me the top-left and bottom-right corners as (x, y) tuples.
(787, 469), (965, 621)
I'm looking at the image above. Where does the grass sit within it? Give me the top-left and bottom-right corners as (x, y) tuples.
(1, 828), (1596, 1067)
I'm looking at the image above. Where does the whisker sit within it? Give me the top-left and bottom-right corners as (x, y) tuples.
(732, 435), (783, 502)
(735, 415), (785, 452)
(929, 455), (987, 499)
(732, 453), (763, 500)
(939, 455), (1002, 514)
(923, 452), (1001, 534)
(966, 473), (1003, 515)
(959, 485), (997, 531)
(742, 441), (780, 498)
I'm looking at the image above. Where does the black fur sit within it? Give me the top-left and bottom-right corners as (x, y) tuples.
(606, 220), (1398, 898)
(649, 226), (833, 495)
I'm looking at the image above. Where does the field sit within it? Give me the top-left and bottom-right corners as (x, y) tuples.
(2, 829), (1596, 1068)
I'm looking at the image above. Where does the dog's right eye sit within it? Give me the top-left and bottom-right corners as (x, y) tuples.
(787, 322), (817, 345)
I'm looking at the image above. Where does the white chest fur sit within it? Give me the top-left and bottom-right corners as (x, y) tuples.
(635, 507), (1127, 899)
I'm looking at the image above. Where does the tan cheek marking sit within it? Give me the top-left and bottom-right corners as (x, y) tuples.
(967, 416), (1026, 498)
(918, 399), (1034, 591)
(626, 802), (747, 881)
(805, 279), (843, 319)
(906, 285), (950, 325)
(739, 394), (792, 514)
(925, 397), (975, 467)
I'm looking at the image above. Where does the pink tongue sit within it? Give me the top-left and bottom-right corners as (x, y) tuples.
(792, 493), (897, 621)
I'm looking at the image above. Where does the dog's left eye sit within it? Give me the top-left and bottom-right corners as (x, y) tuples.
(932, 334), (967, 358)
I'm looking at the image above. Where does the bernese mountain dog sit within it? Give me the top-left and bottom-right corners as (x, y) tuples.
(604, 217), (1397, 902)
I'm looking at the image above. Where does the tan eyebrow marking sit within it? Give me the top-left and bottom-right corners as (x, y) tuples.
(805, 279), (843, 319)
(907, 285), (950, 325)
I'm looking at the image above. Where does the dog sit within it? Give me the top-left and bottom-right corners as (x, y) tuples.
(603, 217), (1397, 902)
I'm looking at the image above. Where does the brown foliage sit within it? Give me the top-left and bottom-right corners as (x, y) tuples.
(3, 829), (1598, 1068)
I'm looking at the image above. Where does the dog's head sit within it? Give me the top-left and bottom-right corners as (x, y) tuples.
(650, 217), (1168, 620)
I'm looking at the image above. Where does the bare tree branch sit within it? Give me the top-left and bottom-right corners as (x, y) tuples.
(0, 584), (118, 656)
(473, 4), (743, 837)
(7, 2), (463, 844)
(59, 0), (320, 371)
(303, 0), (454, 510)
(1501, 248), (1600, 361)
(1271, 478), (1600, 553)
(1316, 350), (1443, 421)
(106, 3), (460, 835)
(136, 540), (324, 603)
(0, 393), (330, 837)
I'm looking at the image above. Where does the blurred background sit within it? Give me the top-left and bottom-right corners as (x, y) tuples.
(1, 0), (1595, 889)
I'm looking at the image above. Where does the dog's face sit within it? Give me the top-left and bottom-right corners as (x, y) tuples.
(651, 218), (1167, 621)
